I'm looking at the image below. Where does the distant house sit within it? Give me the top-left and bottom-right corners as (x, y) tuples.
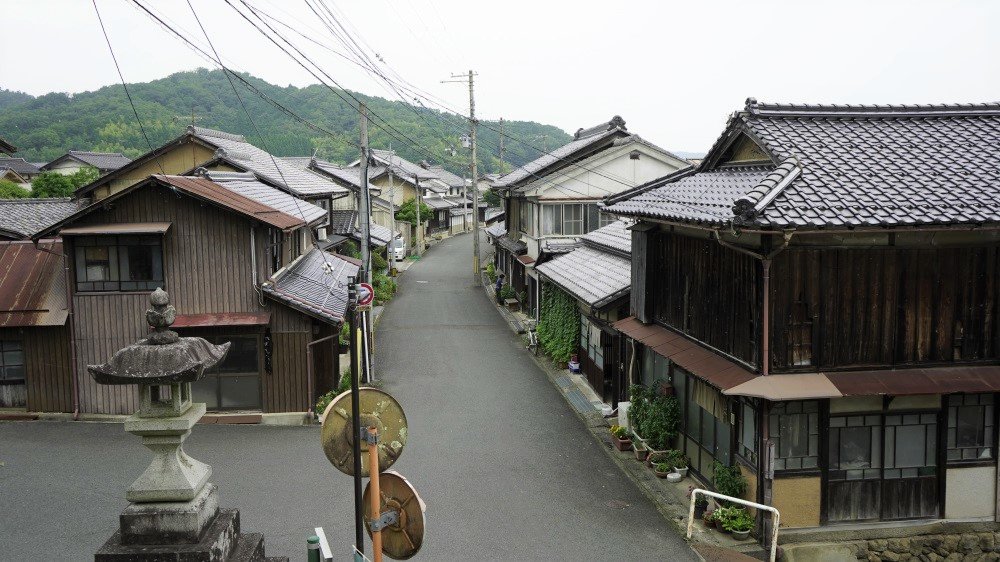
(0, 136), (17, 156)
(0, 157), (42, 185)
(535, 220), (631, 404)
(491, 116), (690, 318)
(31, 173), (354, 416)
(41, 150), (132, 176)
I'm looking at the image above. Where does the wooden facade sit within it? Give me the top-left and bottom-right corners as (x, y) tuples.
(0, 326), (72, 411)
(771, 246), (1000, 371)
(63, 181), (326, 414)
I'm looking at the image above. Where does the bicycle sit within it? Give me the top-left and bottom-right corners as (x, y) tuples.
(525, 319), (539, 356)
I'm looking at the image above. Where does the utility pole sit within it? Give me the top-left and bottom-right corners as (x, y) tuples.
(443, 70), (480, 281)
(414, 177), (423, 257)
(387, 144), (397, 275)
(499, 117), (506, 174)
(358, 103), (372, 284)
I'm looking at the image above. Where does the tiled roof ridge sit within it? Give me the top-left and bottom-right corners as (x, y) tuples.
(67, 150), (127, 157)
(187, 125), (247, 142)
(214, 147), (255, 162)
(731, 158), (801, 222)
(0, 197), (72, 204)
(194, 168), (258, 182)
(575, 115), (626, 139)
(745, 97), (1000, 118)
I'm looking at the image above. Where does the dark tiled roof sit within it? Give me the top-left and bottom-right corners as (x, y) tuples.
(0, 137), (16, 155)
(606, 100), (1000, 229)
(0, 198), (80, 238)
(423, 196), (457, 210)
(370, 149), (440, 184)
(326, 209), (393, 247)
(0, 157), (41, 176)
(497, 235), (527, 255)
(536, 245), (630, 308)
(485, 221), (506, 238)
(582, 219), (632, 255)
(0, 240), (68, 327)
(42, 151), (131, 172)
(263, 249), (359, 325)
(421, 163), (465, 188)
(494, 117), (629, 189)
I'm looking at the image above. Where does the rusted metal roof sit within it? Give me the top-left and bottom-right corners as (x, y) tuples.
(0, 240), (68, 327)
(826, 365), (1000, 396)
(60, 222), (172, 235)
(516, 255), (535, 265)
(153, 176), (305, 230)
(172, 312), (271, 329)
(614, 316), (756, 390)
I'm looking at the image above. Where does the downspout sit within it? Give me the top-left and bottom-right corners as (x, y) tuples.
(711, 230), (794, 376)
(306, 333), (338, 422)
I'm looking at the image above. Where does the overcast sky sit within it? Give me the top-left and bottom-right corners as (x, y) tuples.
(2, 0), (999, 154)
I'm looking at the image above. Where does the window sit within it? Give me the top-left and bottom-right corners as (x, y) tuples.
(585, 205), (618, 233)
(519, 202), (535, 237)
(580, 315), (605, 370)
(269, 229), (283, 273)
(191, 335), (261, 410)
(541, 204), (584, 236)
(0, 340), (24, 383)
(947, 394), (994, 462)
(738, 398), (758, 464)
(884, 413), (937, 479)
(828, 415), (881, 481)
(291, 229), (303, 260)
(769, 401), (820, 471)
(678, 370), (732, 475)
(599, 210), (617, 228)
(74, 235), (164, 292)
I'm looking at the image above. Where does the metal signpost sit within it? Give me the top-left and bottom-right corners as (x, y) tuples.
(317, 280), (426, 561)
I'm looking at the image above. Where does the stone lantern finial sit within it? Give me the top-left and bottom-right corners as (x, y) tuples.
(145, 288), (179, 345)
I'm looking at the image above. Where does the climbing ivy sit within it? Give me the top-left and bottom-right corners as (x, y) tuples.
(536, 282), (580, 364)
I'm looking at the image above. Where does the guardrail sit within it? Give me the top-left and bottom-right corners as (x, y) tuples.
(686, 488), (781, 562)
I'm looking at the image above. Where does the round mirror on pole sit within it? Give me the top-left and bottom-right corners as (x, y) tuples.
(363, 471), (426, 560)
(320, 387), (407, 477)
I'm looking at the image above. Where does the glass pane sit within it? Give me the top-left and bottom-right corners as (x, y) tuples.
(702, 408), (715, 451)
(220, 376), (261, 408)
(741, 403), (755, 455)
(191, 377), (218, 409)
(839, 426), (872, 469)
(586, 204), (599, 232)
(780, 413), (808, 458)
(687, 403), (700, 440)
(956, 406), (985, 448)
(212, 337), (259, 374)
(3, 350), (23, 366)
(716, 417), (730, 463)
(894, 425), (926, 468)
(3, 364), (25, 380)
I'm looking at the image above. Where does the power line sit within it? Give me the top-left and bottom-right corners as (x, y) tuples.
(90, 0), (164, 175)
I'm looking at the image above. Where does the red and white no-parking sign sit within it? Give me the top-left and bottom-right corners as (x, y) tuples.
(357, 282), (375, 307)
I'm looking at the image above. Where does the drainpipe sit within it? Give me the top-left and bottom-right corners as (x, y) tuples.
(306, 333), (339, 421)
(711, 230), (794, 376)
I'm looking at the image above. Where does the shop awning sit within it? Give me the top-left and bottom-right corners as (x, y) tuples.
(723, 373), (842, 400)
(172, 312), (270, 329)
(613, 316), (756, 390)
(60, 222), (172, 235)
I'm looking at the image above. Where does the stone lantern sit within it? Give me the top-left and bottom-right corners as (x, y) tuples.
(91, 289), (286, 561)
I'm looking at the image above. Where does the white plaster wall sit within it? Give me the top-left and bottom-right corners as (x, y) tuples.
(945, 465), (996, 519)
(48, 160), (84, 175)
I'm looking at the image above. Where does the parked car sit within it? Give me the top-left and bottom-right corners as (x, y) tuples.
(390, 237), (406, 261)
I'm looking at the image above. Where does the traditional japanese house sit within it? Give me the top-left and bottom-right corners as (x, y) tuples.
(535, 220), (632, 405)
(33, 173), (356, 417)
(492, 116), (689, 318)
(41, 150), (132, 176)
(604, 99), (1000, 530)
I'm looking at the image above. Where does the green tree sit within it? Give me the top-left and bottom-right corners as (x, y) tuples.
(394, 197), (432, 226)
(0, 179), (28, 198)
(482, 189), (501, 206)
(30, 172), (74, 198)
(68, 166), (100, 189)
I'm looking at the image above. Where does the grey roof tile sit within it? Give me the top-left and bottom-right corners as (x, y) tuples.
(536, 245), (630, 307)
(582, 219), (632, 254)
(196, 170), (327, 225)
(0, 198), (81, 238)
(262, 249), (359, 324)
(0, 157), (41, 176)
(42, 151), (131, 172)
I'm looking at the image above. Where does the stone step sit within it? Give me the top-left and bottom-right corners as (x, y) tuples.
(227, 532), (265, 561)
(96, 509), (240, 562)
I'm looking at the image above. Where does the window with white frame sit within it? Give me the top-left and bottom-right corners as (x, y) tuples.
(519, 201), (535, 237)
(541, 204), (584, 236)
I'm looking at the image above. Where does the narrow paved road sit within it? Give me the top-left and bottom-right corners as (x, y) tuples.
(0, 231), (696, 561)
(374, 231), (695, 560)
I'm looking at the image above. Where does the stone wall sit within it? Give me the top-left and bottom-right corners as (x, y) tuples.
(849, 533), (1000, 561)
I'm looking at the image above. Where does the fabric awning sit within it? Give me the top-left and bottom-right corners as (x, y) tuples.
(613, 316), (756, 390)
(723, 373), (842, 400)
(172, 312), (270, 329)
(60, 222), (171, 235)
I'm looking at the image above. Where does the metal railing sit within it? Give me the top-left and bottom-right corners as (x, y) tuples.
(686, 488), (781, 562)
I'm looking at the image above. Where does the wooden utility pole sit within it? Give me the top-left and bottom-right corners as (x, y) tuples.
(443, 70), (480, 280)
(358, 103), (372, 284)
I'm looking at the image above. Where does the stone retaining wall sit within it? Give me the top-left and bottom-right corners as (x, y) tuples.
(848, 533), (1000, 561)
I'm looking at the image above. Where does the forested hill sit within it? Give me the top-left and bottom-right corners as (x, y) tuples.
(0, 68), (571, 175)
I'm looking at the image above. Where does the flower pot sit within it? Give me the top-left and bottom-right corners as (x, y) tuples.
(654, 467), (672, 478)
(612, 435), (632, 452)
(694, 504), (707, 519)
(645, 448), (668, 468)
(703, 517), (715, 529)
(666, 472), (683, 483)
(674, 466), (689, 478)
(732, 529), (751, 541)
(633, 443), (648, 461)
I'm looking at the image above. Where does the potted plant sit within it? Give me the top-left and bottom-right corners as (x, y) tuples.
(633, 440), (648, 461)
(723, 508), (753, 540)
(694, 496), (709, 519)
(664, 449), (689, 478)
(702, 508), (716, 529)
(712, 506), (735, 534)
(627, 385), (651, 447)
(653, 462), (672, 478)
(609, 424), (632, 451)
(712, 461), (748, 505)
(643, 394), (680, 465)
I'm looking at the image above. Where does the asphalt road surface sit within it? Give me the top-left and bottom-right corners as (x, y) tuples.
(0, 231), (696, 561)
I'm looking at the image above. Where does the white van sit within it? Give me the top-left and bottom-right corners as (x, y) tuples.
(390, 238), (406, 261)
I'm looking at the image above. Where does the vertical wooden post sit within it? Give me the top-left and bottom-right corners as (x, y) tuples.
(368, 426), (382, 562)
